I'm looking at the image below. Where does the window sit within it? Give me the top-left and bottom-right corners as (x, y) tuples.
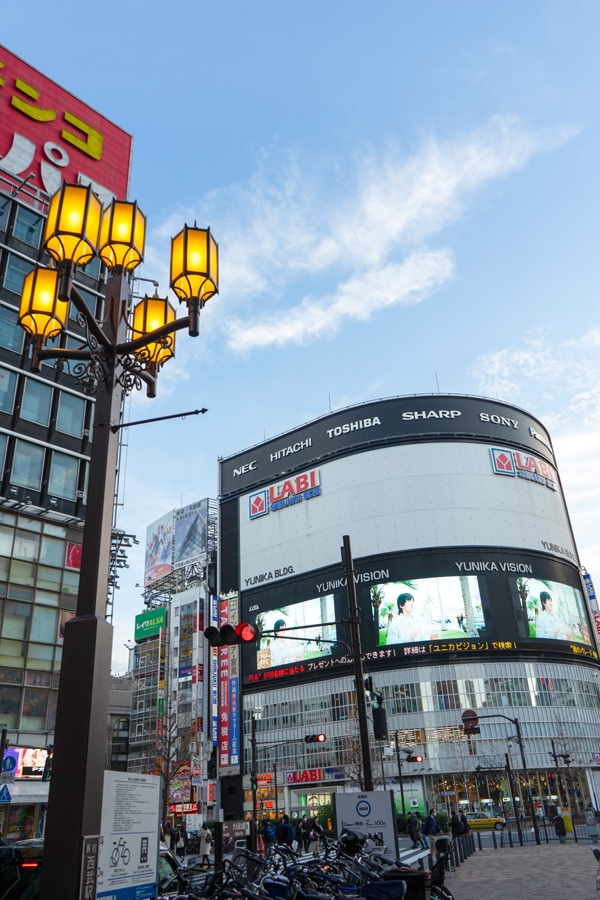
(13, 530), (39, 562)
(0, 526), (13, 558)
(433, 680), (461, 711)
(21, 688), (49, 729)
(0, 306), (23, 354)
(40, 537), (65, 568)
(0, 197), (11, 231)
(11, 441), (44, 490)
(56, 392), (85, 438)
(21, 379), (52, 426)
(27, 643), (53, 671)
(2, 601), (31, 640)
(13, 207), (43, 247)
(0, 434), (7, 477)
(80, 256), (101, 280)
(0, 368), (17, 414)
(30, 607), (58, 643)
(48, 452), (78, 500)
(70, 287), (98, 320)
(4, 254), (34, 294)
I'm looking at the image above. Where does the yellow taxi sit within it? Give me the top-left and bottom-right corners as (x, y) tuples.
(464, 811), (505, 831)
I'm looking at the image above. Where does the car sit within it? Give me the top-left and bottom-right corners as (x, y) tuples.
(464, 811), (505, 831)
(0, 838), (193, 899)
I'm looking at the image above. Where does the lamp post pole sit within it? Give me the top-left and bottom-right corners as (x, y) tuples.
(274, 762), (278, 820)
(395, 733), (406, 818)
(505, 752), (523, 846)
(341, 534), (373, 792)
(41, 270), (128, 900)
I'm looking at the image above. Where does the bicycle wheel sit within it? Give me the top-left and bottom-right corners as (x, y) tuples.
(431, 884), (454, 900)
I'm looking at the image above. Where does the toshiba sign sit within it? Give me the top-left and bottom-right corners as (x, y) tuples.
(0, 45), (132, 202)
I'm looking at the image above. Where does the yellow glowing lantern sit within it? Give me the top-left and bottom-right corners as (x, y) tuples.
(170, 225), (218, 304)
(132, 293), (176, 366)
(18, 267), (68, 340)
(43, 184), (101, 267)
(99, 200), (146, 271)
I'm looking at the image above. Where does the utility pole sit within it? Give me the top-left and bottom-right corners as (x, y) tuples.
(274, 762), (278, 820)
(514, 719), (541, 846)
(342, 535), (374, 792)
(505, 753), (523, 846)
(395, 733), (406, 817)
(251, 713), (258, 852)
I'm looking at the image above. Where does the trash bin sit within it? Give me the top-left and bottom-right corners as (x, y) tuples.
(553, 815), (567, 844)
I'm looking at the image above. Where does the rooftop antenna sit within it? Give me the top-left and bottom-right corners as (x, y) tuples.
(329, 393), (332, 411)
(435, 373), (440, 393)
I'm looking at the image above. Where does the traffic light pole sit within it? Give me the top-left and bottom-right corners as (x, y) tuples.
(395, 733), (406, 817)
(464, 713), (540, 845)
(505, 753), (523, 846)
(342, 535), (374, 792)
(251, 713), (258, 853)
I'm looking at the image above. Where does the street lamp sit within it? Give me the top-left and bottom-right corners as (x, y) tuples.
(17, 182), (218, 900)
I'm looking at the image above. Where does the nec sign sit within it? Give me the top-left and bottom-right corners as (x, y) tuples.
(249, 469), (321, 519)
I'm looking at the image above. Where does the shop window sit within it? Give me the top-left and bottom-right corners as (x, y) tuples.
(13, 530), (40, 563)
(0, 526), (13, 558)
(21, 688), (49, 730)
(27, 643), (53, 671)
(56, 392), (85, 438)
(30, 607), (58, 643)
(0, 685), (20, 727)
(21, 379), (52, 427)
(2, 601), (31, 640)
(48, 452), (78, 500)
(0, 367), (17, 414)
(13, 207), (43, 247)
(0, 197), (11, 231)
(4, 254), (34, 294)
(11, 440), (44, 490)
(0, 668), (23, 684)
(39, 536), (65, 568)
(0, 306), (24, 354)
(0, 638), (25, 669)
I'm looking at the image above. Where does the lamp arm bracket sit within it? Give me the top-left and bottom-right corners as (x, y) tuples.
(69, 285), (111, 353)
(36, 348), (93, 362)
(116, 316), (191, 355)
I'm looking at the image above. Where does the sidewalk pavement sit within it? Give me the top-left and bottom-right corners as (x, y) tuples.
(447, 841), (597, 900)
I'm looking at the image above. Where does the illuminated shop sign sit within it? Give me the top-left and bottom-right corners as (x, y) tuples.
(285, 769), (323, 783)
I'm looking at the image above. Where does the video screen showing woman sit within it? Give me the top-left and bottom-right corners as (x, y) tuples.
(515, 577), (591, 645)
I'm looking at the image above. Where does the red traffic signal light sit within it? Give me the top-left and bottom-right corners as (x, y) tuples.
(305, 734), (326, 743)
(204, 622), (261, 647)
(406, 754), (423, 763)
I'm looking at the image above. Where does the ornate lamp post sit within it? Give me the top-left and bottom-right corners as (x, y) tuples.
(15, 183), (218, 900)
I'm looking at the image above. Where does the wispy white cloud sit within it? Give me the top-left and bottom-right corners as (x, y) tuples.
(143, 115), (576, 353)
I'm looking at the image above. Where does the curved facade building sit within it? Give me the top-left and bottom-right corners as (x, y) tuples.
(218, 395), (600, 819)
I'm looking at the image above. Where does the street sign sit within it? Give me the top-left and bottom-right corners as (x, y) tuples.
(0, 772), (15, 784)
(462, 709), (479, 726)
(192, 765), (201, 779)
(1, 756), (16, 772)
(0, 785), (11, 803)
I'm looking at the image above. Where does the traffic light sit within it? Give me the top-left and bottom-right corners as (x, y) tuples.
(547, 773), (554, 786)
(372, 705), (388, 741)
(42, 754), (53, 782)
(204, 622), (261, 647)
(561, 754), (572, 766)
(251, 772), (258, 792)
(405, 754), (424, 763)
(305, 734), (327, 743)
(475, 765), (484, 790)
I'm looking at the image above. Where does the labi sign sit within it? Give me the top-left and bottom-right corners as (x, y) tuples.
(135, 607), (167, 641)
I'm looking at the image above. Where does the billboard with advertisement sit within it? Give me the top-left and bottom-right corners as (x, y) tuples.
(134, 607), (167, 642)
(173, 500), (208, 570)
(240, 548), (596, 686)
(144, 512), (173, 587)
(0, 44), (133, 203)
(237, 441), (576, 592)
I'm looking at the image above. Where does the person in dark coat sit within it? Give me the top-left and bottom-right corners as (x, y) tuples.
(450, 812), (461, 839)
(459, 812), (470, 834)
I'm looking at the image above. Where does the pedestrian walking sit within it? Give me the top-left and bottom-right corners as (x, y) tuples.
(422, 809), (442, 858)
(176, 821), (186, 860)
(301, 814), (311, 852)
(275, 814), (295, 847)
(309, 815), (323, 857)
(198, 823), (212, 866)
(459, 811), (470, 834)
(415, 811), (428, 849)
(407, 813), (422, 849)
(450, 811), (461, 839)
(259, 815), (276, 856)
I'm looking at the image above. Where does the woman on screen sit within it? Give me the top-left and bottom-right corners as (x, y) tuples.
(535, 592), (570, 641)
(386, 593), (440, 645)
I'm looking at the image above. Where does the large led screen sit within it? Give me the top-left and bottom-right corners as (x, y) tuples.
(371, 576), (486, 646)
(257, 595), (337, 669)
(512, 577), (591, 645)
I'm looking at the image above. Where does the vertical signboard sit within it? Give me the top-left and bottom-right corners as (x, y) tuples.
(156, 629), (166, 776)
(96, 771), (161, 900)
(0, 44), (133, 202)
(218, 599), (230, 768)
(210, 595), (219, 746)
(228, 594), (240, 768)
(144, 511), (173, 587)
(583, 573), (600, 646)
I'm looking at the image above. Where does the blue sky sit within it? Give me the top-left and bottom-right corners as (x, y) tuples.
(4, 2), (600, 671)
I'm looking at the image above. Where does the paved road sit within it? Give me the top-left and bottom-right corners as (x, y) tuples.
(447, 841), (597, 900)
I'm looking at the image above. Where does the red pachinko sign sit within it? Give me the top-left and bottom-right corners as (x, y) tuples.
(0, 45), (133, 202)
(219, 599), (230, 767)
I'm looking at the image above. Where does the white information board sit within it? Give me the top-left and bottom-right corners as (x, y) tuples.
(334, 790), (398, 857)
(96, 771), (161, 900)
